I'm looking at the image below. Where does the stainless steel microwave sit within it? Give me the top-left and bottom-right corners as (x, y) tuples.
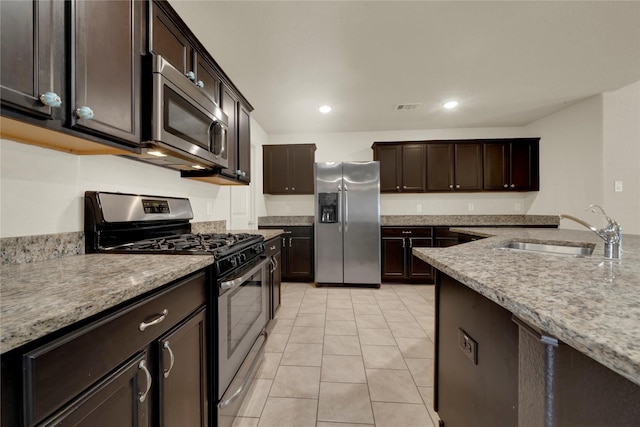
(141, 54), (228, 170)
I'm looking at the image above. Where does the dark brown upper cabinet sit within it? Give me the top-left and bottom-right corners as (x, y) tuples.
(426, 142), (482, 191)
(483, 138), (540, 191)
(69, 0), (143, 144)
(263, 144), (316, 194)
(149, 1), (193, 76)
(0, 0), (63, 120)
(372, 143), (426, 192)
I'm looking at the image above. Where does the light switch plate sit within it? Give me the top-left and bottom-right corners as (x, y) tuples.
(614, 181), (623, 192)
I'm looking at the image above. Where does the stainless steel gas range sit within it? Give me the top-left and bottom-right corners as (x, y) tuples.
(84, 191), (268, 427)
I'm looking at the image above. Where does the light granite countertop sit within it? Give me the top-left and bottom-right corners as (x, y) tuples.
(257, 215), (559, 227)
(0, 254), (214, 354)
(412, 227), (640, 386)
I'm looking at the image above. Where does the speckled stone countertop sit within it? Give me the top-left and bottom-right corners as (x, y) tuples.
(258, 216), (314, 226)
(258, 215), (559, 227)
(0, 254), (214, 354)
(381, 214), (559, 226)
(412, 227), (640, 386)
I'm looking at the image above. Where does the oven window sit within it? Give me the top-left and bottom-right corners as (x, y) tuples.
(226, 269), (263, 356)
(164, 86), (211, 150)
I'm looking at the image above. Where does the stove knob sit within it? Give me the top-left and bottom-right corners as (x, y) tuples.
(240, 253), (247, 262)
(230, 256), (237, 267)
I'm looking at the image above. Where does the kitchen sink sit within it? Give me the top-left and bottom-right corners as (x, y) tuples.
(495, 241), (595, 257)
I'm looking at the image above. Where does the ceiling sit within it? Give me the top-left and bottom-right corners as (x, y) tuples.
(168, 0), (640, 135)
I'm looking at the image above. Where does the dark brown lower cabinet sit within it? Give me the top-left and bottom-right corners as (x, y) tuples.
(260, 226), (314, 282)
(381, 227), (434, 283)
(265, 237), (282, 319)
(5, 270), (207, 427)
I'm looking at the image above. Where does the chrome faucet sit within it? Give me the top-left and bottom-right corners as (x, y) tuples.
(559, 205), (622, 260)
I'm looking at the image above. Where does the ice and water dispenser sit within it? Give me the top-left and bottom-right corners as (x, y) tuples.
(318, 192), (338, 223)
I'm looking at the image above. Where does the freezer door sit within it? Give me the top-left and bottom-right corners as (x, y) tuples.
(315, 162), (344, 284)
(343, 162), (381, 285)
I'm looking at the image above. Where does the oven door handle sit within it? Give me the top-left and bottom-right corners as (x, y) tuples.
(219, 257), (269, 292)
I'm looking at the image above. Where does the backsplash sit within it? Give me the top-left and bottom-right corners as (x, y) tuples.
(0, 220), (227, 265)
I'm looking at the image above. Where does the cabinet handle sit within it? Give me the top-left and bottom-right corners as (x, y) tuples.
(185, 71), (195, 81)
(402, 231), (412, 234)
(510, 184), (515, 188)
(196, 80), (204, 88)
(409, 239), (413, 248)
(270, 245), (276, 250)
(236, 169), (242, 175)
(285, 187), (288, 190)
(282, 238), (286, 246)
(456, 184), (460, 189)
(449, 184), (453, 189)
(74, 106), (94, 120)
(139, 309), (168, 331)
(402, 239), (406, 248)
(289, 239), (292, 248)
(162, 341), (175, 378)
(273, 256), (278, 271)
(403, 185), (407, 189)
(39, 92), (62, 107)
(504, 184), (508, 188)
(138, 360), (152, 402)
(396, 185), (400, 191)
(292, 186), (295, 190)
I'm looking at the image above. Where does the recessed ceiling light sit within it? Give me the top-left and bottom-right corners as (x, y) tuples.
(147, 150), (167, 157)
(319, 105), (332, 114)
(443, 101), (459, 109)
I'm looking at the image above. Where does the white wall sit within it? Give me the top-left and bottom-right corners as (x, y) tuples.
(602, 81), (640, 234)
(0, 139), (231, 238)
(261, 127), (539, 216)
(524, 80), (640, 234)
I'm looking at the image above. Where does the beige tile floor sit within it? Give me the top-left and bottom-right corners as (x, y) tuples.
(233, 282), (440, 427)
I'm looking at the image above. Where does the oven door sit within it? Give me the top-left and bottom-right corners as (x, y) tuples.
(151, 55), (228, 169)
(217, 257), (269, 400)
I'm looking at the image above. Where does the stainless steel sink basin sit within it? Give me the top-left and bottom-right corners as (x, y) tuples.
(495, 241), (595, 257)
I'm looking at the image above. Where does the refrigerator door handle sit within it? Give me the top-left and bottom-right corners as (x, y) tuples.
(344, 184), (349, 232)
(337, 184), (342, 232)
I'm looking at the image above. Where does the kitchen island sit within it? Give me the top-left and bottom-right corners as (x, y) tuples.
(413, 227), (640, 426)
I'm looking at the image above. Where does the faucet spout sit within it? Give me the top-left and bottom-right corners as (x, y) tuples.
(559, 206), (622, 260)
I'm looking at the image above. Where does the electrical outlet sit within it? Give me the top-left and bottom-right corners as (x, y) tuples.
(417, 204), (422, 213)
(468, 203), (474, 211)
(615, 181), (623, 192)
(458, 328), (478, 364)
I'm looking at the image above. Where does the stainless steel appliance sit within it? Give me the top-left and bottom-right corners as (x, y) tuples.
(135, 55), (228, 170)
(84, 191), (268, 427)
(314, 161), (381, 286)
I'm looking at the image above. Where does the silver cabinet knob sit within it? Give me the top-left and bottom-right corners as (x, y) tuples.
(39, 92), (62, 107)
(292, 187), (295, 190)
(403, 185), (407, 189)
(285, 187), (288, 190)
(185, 71), (195, 81)
(456, 184), (460, 189)
(236, 169), (242, 175)
(449, 184), (453, 189)
(396, 185), (400, 190)
(196, 80), (204, 88)
(511, 184), (515, 188)
(75, 106), (94, 120)
(504, 184), (508, 188)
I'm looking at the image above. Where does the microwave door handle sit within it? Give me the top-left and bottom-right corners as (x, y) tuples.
(210, 121), (227, 158)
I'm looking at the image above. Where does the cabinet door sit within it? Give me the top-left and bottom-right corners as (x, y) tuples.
(0, 0), (62, 119)
(150, 2), (193, 75)
(381, 237), (407, 280)
(408, 237), (433, 280)
(401, 144), (427, 192)
(286, 236), (314, 281)
(454, 143), (482, 190)
(483, 142), (509, 191)
(374, 144), (402, 192)
(220, 85), (239, 178)
(195, 54), (220, 104)
(158, 309), (207, 427)
(289, 145), (316, 194)
(237, 103), (251, 183)
(426, 144), (454, 191)
(44, 352), (149, 427)
(70, 0), (142, 144)
(510, 140), (538, 190)
(263, 145), (289, 194)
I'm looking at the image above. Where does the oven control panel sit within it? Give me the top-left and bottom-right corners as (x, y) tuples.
(142, 199), (170, 214)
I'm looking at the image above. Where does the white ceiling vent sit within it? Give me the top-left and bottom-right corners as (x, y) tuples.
(394, 103), (422, 111)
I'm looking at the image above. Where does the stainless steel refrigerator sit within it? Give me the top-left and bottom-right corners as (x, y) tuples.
(314, 161), (381, 286)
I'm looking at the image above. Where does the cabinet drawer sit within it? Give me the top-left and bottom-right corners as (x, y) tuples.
(265, 236), (282, 257)
(23, 271), (206, 426)
(382, 227), (433, 238)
